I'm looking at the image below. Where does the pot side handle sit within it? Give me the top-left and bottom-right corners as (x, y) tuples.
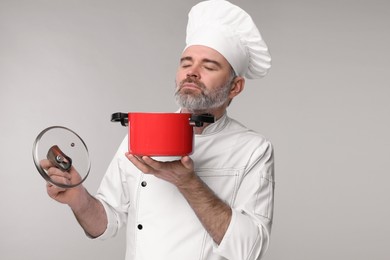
(190, 113), (215, 127)
(111, 112), (128, 126)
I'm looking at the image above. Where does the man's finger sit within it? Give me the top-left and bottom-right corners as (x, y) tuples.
(40, 159), (54, 170)
(126, 153), (153, 173)
(47, 167), (71, 180)
(141, 156), (162, 169)
(181, 156), (194, 170)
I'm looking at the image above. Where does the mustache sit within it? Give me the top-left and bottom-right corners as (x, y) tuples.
(179, 77), (206, 90)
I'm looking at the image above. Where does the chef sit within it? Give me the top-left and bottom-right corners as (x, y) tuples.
(43, 0), (275, 259)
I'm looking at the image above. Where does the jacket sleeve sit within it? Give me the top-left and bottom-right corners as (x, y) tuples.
(93, 136), (130, 240)
(214, 140), (275, 260)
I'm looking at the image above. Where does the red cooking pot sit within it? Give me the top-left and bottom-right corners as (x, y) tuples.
(111, 112), (214, 156)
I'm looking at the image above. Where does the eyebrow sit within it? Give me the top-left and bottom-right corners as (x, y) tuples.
(180, 56), (223, 69)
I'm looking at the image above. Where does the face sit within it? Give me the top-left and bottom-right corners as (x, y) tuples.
(175, 45), (236, 112)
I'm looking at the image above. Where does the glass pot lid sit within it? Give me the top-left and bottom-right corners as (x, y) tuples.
(32, 126), (90, 188)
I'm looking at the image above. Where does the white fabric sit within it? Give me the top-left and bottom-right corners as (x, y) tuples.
(95, 113), (275, 260)
(185, 0), (271, 79)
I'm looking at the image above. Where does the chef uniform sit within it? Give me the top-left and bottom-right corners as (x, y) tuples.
(95, 1), (274, 259)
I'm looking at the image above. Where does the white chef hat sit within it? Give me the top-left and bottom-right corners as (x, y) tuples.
(184, 0), (271, 79)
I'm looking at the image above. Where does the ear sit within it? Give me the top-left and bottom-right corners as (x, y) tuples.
(229, 76), (245, 99)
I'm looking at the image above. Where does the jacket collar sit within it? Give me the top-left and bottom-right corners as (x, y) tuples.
(198, 112), (228, 135)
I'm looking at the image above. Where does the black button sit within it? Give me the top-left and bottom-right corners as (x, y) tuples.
(141, 181), (147, 187)
(137, 224), (143, 230)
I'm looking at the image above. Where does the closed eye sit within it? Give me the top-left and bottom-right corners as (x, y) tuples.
(180, 57), (193, 67)
(203, 59), (222, 71)
(204, 66), (216, 71)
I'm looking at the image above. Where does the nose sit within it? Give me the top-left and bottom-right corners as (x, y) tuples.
(186, 65), (200, 79)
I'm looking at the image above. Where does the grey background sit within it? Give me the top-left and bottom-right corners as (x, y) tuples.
(1, 0), (389, 259)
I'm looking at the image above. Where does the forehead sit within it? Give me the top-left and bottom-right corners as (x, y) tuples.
(181, 45), (230, 66)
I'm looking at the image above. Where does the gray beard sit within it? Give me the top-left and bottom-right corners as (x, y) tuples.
(174, 78), (233, 113)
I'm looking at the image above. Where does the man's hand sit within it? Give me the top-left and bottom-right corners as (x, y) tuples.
(40, 159), (85, 207)
(125, 153), (197, 189)
(40, 159), (107, 237)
